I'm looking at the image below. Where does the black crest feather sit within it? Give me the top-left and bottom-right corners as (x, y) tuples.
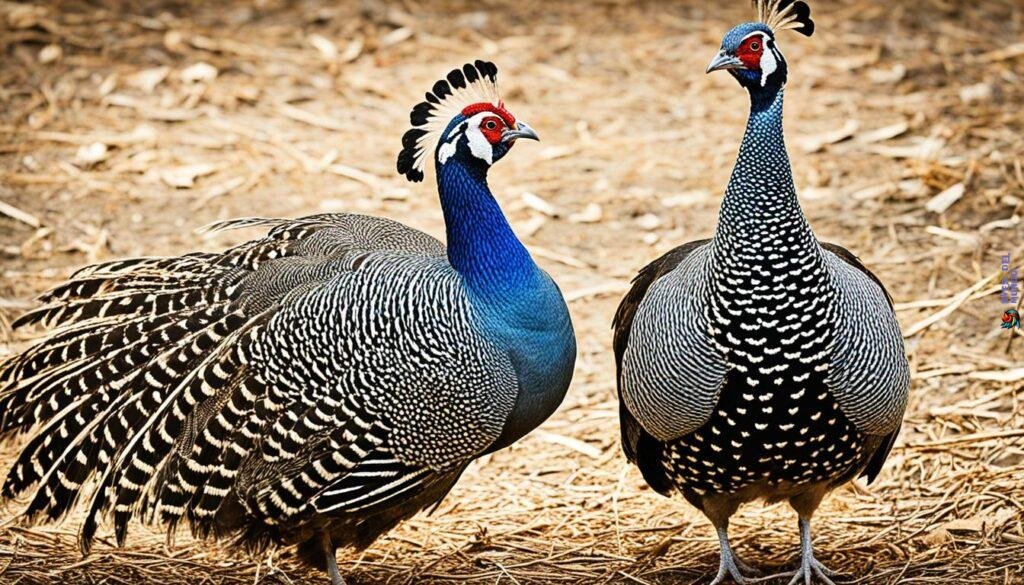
(756, 0), (815, 37)
(395, 60), (501, 183)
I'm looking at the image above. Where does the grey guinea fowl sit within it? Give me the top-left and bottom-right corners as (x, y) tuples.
(613, 3), (909, 584)
(0, 60), (576, 585)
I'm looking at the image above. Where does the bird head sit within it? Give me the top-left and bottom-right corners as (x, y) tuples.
(706, 1), (814, 93)
(397, 60), (538, 182)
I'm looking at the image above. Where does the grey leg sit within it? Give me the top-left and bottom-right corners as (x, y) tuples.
(753, 519), (836, 585)
(791, 518), (837, 585)
(710, 525), (757, 585)
(322, 535), (346, 585)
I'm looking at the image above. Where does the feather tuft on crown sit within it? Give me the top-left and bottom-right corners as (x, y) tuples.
(754, 0), (815, 37)
(396, 60), (503, 182)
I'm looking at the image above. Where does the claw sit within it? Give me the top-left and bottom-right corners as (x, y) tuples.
(709, 526), (759, 584)
(734, 555), (762, 577)
(781, 556), (836, 585)
(752, 519), (838, 585)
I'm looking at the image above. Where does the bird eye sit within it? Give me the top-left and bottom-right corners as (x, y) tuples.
(485, 120), (498, 130)
(750, 41), (760, 51)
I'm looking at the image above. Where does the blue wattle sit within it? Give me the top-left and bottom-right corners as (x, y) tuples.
(436, 156), (577, 451)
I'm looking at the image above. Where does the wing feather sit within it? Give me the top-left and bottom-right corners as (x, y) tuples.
(0, 213), (466, 554)
(821, 243), (908, 483)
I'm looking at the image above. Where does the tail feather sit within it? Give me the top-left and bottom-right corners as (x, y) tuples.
(0, 213), (426, 556)
(188, 412), (263, 530)
(14, 307), (230, 517)
(74, 310), (259, 552)
(188, 391), (296, 526)
(155, 372), (257, 526)
(65, 254), (219, 280)
(104, 312), (260, 544)
(253, 420), (382, 522)
(0, 310), (211, 438)
(12, 284), (238, 331)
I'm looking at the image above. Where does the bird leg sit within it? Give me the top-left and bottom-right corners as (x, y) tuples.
(753, 519), (836, 585)
(322, 534), (347, 585)
(792, 518), (837, 585)
(710, 525), (759, 585)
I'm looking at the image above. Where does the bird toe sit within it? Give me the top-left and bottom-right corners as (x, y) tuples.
(710, 547), (758, 584)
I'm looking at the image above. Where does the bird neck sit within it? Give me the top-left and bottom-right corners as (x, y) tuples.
(437, 158), (537, 296)
(714, 86), (816, 249)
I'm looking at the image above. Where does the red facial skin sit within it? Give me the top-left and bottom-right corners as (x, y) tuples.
(461, 102), (516, 145)
(736, 35), (764, 70)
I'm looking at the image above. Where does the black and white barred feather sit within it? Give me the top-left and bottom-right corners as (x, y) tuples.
(615, 86), (909, 499)
(0, 213), (518, 565)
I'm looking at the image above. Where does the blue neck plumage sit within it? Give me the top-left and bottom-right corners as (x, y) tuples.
(437, 158), (537, 296)
(714, 83), (818, 257)
(718, 85), (801, 222)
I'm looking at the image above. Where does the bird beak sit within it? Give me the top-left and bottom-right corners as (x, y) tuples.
(706, 51), (745, 74)
(501, 121), (540, 144)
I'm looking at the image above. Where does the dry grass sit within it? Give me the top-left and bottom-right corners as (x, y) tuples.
(1, 0), (1023, 583)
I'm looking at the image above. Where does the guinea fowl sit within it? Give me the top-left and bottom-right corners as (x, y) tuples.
(613, 3), (909, 584)
(0, 60), (576, 584)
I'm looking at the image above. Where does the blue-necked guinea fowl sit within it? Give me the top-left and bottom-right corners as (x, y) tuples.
(613, 3), (909, 584)
(0, 60), (576, 584)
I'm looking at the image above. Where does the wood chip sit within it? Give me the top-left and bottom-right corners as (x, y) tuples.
(38, 44), (62, 64)
(73, 142), (109, 167)
(340, 37), (363, 62)
(903, 273), (998, 337)
(127, 67), (169, 93)
(972, 42), (1024, 63)
(661, 190), (711, 208)
(521, 192), (557, 217)
(277, 103), (345, 131)
(180, 62), (218, 83)
(925, 182), (965, 214)
(308, 34), (337, 59)
(517, 215), (546, 238)
(191, 175), (249, 210)
(325, 164), (384, 189)
(529, 246), (589, 269)
(925, 225), (977, 246)
(380, 27), (414, 47)
(0, 200), (41, 228)
(979, 215), (1020, 232)
(160, 164), (218, 188)
(857, 121), (908, 144)
(968, 367), (1024, 383)
(870, 138), (944, 160)
(635, 213), (661, 230)
(533, 431), (602, 459)
(797, 119), (859, 153)
(568, 203), (602, 224)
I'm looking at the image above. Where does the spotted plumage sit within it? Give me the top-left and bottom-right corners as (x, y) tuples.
(0, 62), (574, 585)
(615, 3), (908, 584)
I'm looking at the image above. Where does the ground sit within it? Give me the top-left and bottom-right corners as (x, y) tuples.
(0, 0), (1022, 583)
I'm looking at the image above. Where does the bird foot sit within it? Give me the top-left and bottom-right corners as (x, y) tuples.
(709, 546), (759, 584)
(750, 553), (837, 585)
(734, 555), (762, 577)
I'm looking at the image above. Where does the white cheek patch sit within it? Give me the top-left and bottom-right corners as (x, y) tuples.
(758, 36), (778, 86)
(437, 139), (457, 164)
(435, 112), (493, 167)
(465, 125), (493, 164)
